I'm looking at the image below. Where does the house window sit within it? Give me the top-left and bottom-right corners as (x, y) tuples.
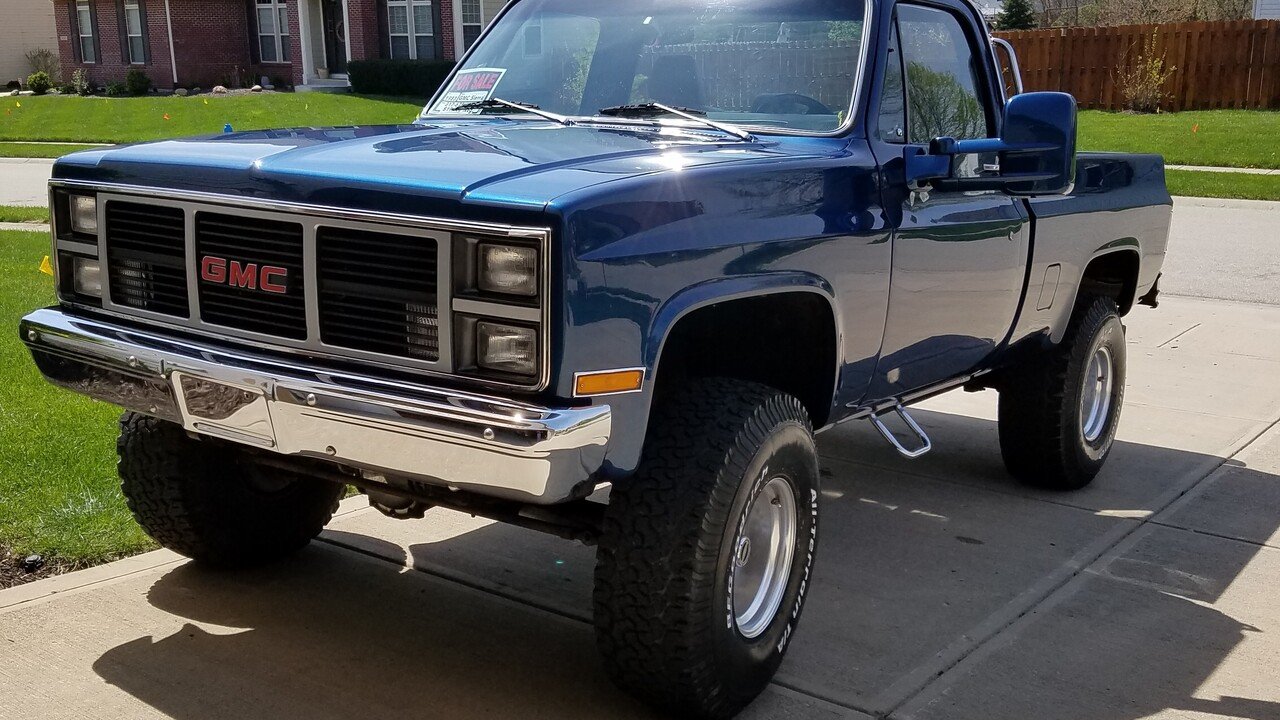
(256, 0), (291, 63)
(460, 0), (483, 50)
(75, 0), (96, 63)
(388, 0), (436, 60)
(123, 1), (145, 64)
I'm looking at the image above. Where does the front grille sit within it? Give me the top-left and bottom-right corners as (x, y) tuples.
(195, 212), (306, 340)
(104, 201), (189, 317)
(89, 194), (532, 379)
(317, 227), (439, 361)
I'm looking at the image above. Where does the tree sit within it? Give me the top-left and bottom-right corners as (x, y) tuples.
(994, 0), (1037, 30)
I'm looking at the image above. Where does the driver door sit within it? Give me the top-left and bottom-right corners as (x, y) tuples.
(867, 1), (1029, 399)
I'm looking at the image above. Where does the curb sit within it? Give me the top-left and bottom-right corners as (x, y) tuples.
(0, 223), (50, 232)
(1172, 196), (1280, 211)
(0, 494), (369, 611)
(1167, 164), (1280, 176)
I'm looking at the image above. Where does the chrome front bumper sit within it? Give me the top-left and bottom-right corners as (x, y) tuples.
(20, 308), (611, 504)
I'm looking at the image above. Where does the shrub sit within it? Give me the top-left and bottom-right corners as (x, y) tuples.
(105, 82), (128, 97)
(26, 71), (53, 95)
(1115, 31), (1175, 113)
(5, 80), (20, 91)
(71, 68), (92, 96)
(124, 68), (152, 96)
(348, 59), (455, 98)
(24, 48), (59, 77)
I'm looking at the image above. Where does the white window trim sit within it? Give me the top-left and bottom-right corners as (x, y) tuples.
(457, 0), (483, 55)
(124, 1), (145, 65)
(76, 0), (96, 64)
(256, 0), (291, 65)
(388, 0), (437, 60)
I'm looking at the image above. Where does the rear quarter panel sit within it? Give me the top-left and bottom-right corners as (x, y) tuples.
(1012, 152), (1172, 345)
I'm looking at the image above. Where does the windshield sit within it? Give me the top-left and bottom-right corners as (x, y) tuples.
(423, 0), (867, 134)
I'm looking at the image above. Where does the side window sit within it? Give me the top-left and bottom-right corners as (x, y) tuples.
(875, 19), (906, 142)
(896, 5), (990, 145)
(877, 20), (906, 143)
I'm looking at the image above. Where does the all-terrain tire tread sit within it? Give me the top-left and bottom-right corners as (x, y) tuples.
(594, 378), (813, 719)
(998, 296), (1122, 489)
(118, 413), (342, 567)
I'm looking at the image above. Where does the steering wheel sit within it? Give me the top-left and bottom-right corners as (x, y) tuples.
(750, 93), (834, 116)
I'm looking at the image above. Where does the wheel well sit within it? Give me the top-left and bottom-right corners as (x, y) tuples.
(655, 292), (837, 426)
(1080, 250), (1140, 314)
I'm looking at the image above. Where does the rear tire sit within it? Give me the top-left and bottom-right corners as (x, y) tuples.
(998, 297), (1126, 490)
(593, 379), (820, 719)
(118, 412), (344, 567)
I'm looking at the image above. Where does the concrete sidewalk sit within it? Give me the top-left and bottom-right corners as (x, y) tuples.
(3, 293), (1278, 720)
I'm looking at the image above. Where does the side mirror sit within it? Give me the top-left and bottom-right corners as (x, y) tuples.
(904, 91), (1077, 195)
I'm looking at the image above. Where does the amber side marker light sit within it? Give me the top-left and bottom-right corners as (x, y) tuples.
(574, 368), (645, 397)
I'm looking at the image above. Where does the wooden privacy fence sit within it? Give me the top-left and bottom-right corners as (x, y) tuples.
(995, 20), (1280, 111)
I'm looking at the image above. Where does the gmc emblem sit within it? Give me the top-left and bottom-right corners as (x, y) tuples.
(200, 256), (288, 294)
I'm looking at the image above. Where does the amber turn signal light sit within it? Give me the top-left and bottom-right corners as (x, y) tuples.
(575, 369), (645, 396)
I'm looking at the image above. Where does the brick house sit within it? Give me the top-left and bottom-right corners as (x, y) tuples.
(54, 0), (501, 91)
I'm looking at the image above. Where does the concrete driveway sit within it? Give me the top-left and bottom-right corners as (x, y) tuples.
(3, 208), (1280, 719)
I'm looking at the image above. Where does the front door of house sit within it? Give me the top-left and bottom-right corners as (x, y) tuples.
(322, 0), (348, 75)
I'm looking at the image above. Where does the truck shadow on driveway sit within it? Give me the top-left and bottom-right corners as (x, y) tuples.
(92, 409), (1280, 720)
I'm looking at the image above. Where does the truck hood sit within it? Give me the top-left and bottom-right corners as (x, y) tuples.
(52, 120), (808, 213)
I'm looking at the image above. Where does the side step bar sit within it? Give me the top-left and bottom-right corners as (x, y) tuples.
(868, 404), (932, 459)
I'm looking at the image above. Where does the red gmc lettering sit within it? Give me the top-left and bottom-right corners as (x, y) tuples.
(260, 266), (288, 294)
(228, 261), (257, 290)
(200, 256), (226, 283)
(199, 255), (288, 294)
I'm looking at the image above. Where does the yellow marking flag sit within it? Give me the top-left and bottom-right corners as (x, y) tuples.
(39, 256), (54, 276)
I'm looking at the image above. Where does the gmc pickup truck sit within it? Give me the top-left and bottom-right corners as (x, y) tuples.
(20, 0), (1170, 716)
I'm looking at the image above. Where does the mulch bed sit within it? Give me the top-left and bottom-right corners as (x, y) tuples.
(0, 547), (75, 590)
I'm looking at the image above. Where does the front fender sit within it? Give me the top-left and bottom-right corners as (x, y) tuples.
(585, 273), (843, 478)
(646, 272), (843, 371)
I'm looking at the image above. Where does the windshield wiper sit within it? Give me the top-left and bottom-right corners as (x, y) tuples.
(453, 98), (573, 126)
(595, 102), (754, 142)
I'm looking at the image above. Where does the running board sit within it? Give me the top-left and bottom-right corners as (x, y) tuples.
(868, 404), (932, 459)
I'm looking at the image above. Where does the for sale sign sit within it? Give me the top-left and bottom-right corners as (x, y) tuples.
(428, 68), (507, 114)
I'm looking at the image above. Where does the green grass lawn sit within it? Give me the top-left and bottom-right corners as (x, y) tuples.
(0, 205), (50, 224)
(1079, 110), (1280, 170)
(1165, 169), (1280, 201)
(0, 93), (422, 144)
(0, 230), (152, 568)
(0, 142), (103, 158)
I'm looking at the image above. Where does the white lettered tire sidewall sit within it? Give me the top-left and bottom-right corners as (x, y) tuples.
(713, 420), (819, 684)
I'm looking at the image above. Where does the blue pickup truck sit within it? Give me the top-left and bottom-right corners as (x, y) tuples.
(21, 0), (1171, 716)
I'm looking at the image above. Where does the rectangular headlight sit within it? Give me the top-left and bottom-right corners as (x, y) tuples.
(69, 194), (98, 234)
(477, 243), (537, 297)
(476, 321), (537, 376)
(72, 257), (102, 298)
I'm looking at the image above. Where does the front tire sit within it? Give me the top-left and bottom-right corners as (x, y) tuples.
(118, 412), (344, 567)
(998, 296), (1127, 490)
(593, 379), (820, 719)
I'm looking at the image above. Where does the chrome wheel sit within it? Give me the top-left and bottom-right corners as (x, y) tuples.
(731, 476), (797, 639)
(1080, 346), (1114, 442)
